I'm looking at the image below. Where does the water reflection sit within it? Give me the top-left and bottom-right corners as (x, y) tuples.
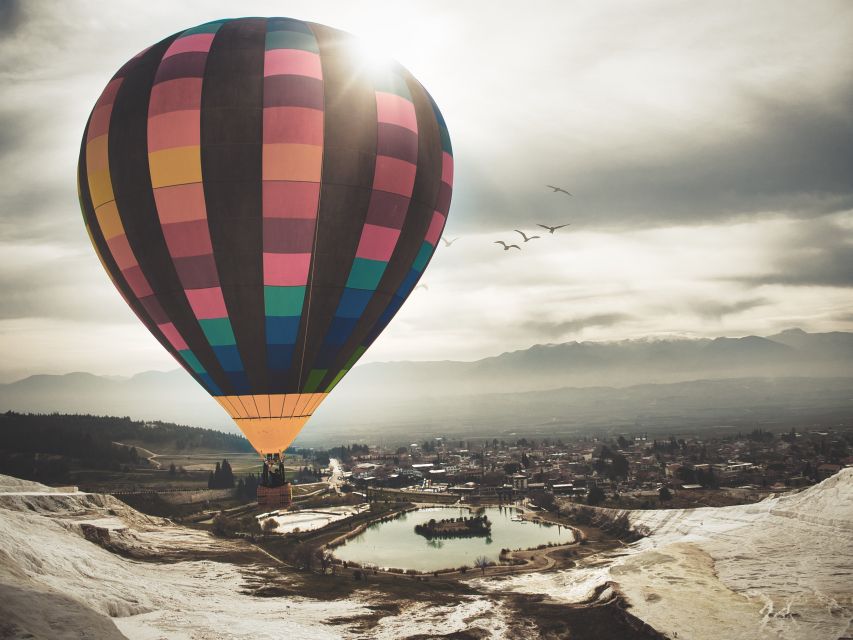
(333, 506), (574, 572)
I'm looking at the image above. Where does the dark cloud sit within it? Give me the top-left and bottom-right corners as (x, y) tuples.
(729, 216), (853, 288)
(0, 0), (25, 35)
(746, 244), (853, 288)
(522, 313), (632, 339)
(690, 298), (769, 320)
(0, 181), (80, 244)
(0, 104), (32, 153)
(0, 249), (129, 323)
(0, 67), (87, 246)
(455, 88), (853, 232)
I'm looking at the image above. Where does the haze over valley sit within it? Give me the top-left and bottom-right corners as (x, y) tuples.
(3, 329), (851, 445)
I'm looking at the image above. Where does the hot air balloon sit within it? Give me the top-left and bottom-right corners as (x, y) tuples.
(77, 18), (452, 499)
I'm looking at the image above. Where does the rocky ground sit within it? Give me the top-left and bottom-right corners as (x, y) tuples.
(0, 470), (849, 639)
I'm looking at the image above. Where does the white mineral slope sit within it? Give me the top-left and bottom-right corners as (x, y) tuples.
(0, 474), (524, 640)
(0, 475), (368, 639)
(480, 469), (853, 640)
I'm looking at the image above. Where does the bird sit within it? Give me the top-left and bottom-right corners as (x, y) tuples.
(546, 185), (573, 196)
(537, 223), (570, 234)
(514, 230), (540, 242)
(415, 283), (429, 291)
(494, 241), (521, 251)
(440, 236), (459, 247)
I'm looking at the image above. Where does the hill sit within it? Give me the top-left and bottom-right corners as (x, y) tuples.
(0, 330), (851, 442)
(490, 468), (853, 640)
(0, 412), (253, 484)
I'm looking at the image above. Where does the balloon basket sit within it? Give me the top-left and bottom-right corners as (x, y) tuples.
(257, 483), (292, 509)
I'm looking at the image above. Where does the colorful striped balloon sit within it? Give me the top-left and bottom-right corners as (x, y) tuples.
(78, 18), (452, 455)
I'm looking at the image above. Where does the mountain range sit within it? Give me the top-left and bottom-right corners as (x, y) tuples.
(2, 329), (851, 443)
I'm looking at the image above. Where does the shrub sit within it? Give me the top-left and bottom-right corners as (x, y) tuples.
(211, 514), (238, 538)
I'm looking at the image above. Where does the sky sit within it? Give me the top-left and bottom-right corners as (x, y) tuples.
(1, 0), (852, 382)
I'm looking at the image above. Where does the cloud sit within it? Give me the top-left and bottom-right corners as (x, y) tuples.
(453, 87), (853, 233)
(689, 298), (770, 321)
(0, 1), (25, 36)
(1, 1), (852, 378)
(522, 313), (633, 340)
(730, 214), (853, 288)
(0, 241), (134, 324)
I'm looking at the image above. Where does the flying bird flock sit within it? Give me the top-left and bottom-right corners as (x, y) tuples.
(438, 184), (574, 255)
(420, 184), (575, 290)
(490, 184), (573, 253)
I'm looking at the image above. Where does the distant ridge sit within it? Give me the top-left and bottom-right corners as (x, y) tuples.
(338, 329), (853, 399)
(1, 330), (851, 438)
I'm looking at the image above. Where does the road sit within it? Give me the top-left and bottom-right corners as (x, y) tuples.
(328, 458), (343, 495)
(113, 442), (161, 469)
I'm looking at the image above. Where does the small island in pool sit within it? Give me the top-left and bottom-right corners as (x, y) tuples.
(414, 514), (492, 539)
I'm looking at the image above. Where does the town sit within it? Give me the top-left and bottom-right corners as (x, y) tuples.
(313, 425), (853, 510)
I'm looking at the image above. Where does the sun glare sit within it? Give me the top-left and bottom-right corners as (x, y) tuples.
(349, 35), (396, 75)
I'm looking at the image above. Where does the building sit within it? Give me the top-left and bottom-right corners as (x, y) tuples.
(511, 473), (529, 492)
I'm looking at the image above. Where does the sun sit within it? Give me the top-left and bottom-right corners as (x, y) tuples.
(349, 34), (397, 75)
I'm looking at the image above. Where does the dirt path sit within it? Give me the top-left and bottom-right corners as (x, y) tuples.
(113, 442), (161, 469)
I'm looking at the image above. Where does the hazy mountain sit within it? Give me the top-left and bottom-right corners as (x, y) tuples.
(335, 329), (853, 399)
(1, 329), (851, 442)
(0, 370), (220, 428)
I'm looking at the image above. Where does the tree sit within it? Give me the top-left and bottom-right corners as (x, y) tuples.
(529, 489), (556, 512)
(503, 462), (522, 475)
(474, 555), (490, 575)
(676, 466), (697, 484)
(292, 544), (316, 571)
(587, 486), (606, 506)
(610, 454), (629, 480)
(658, 486), (672, 502)
(220, 459), (235, 488)
(209, 459), (235, 489)
(320, 551), (333, 574)
(262, 518), (278, 536)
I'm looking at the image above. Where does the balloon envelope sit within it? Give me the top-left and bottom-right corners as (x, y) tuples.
(78, 18), (452, 455)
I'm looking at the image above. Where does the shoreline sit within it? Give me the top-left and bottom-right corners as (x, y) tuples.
(315, 501), (605, 579)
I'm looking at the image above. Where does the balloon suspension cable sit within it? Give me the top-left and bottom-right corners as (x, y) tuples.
(261, 453), (287, 488)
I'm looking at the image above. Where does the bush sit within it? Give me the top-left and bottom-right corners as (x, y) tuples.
(211, 514), (239, 538)
(290, 544), (317, 571)
(587, 486), (606, 506)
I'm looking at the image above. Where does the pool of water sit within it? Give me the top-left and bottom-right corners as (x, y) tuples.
(332, 506), (574, 572)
